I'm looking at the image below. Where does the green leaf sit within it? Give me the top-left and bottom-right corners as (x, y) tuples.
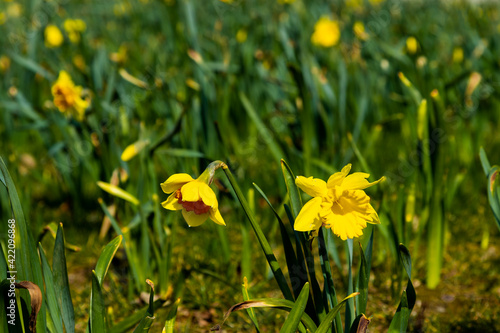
(345, 239), (355, 332)
(222, 165), (294, 301)
(164, 298), (181, 333)
(280, 283), (309, 333)
(95, 236), (123, 285)
(253, 182), (299, 298)
(215, 297), (317, 332)
(53, 224), (75, 333)
(316, 293), (359, 333)
(479, 147), (491, 177)
(8, 52), (55, 80)
(133, 280), (155, 332)
(280, 159), (303, 219)
(355, 242), (369, 316)
(242, 277), (260, 332)
(90, 271), (106, 333)
(486, 166), (500, 231)
(388, 244), (416, 333)
(0, 157), (47, 332)
(39, 244), (64, 333)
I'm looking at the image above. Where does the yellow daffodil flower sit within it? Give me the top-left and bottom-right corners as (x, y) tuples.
(406, 36), (418, 54)
(45, 24), (64, 48)
(51, 70), (90, 120)
(311, 17), (340, 48)
(63, 19), (86, 43)
(161, 167), (225, 227)
(294, 164), (384, 240)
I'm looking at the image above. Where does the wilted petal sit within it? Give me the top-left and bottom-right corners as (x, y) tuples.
(161, 192), (182, 211)
(294, 197), (323, 232)
(182, 210), (208, 227)
(161, 173), (194, 193)
(295, 176), (328, 197)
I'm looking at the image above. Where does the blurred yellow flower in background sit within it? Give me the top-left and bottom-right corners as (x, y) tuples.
(406, 36), (418, 54)
(45, 24), (64, 48)
(0, 56), (10, 72)
(161, 172), (225, 227)
(0, 12), (6, 25)
(73, 55), (86, 72)
(353, 21), (369, 40)
(110, 45), (128, 63)
(294, 164), (384, 240)
(63, 19), (86, 43)
(452, 47), (464, 63)
(51, 70), (90, 120)
(311, 17), (340, 47)
(236, 28), (248, 43)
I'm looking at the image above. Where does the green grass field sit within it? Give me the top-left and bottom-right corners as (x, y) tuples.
(1, 0), (500, 332)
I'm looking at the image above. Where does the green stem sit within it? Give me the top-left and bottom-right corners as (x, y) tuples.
(221, 164), (294, 301)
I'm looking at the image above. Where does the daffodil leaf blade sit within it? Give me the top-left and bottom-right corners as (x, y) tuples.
(164, 298), (181, 333)
(388, 244), (416, 333)
(279, 283), (310, 333)
(242, 278), (260, 332)
(479, 147), (491, 176)
(280, 159), (303, 219)
(90, 271), (105, 333)
(214, 297), (318, 332)
(253, 182), (300, 297)
(316, 292), (359, 333)
(355, 242), (369, 317)
(95, 235), (123, 285)
(487, 166), (500, 231)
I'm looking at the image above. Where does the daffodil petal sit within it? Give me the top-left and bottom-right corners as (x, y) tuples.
(294, 197), (323, 232)
(182, 210), (208, 227)
(366, 204), (380, 224)
(342, 173), (385, 190)
(161, 192), (182, 211)
(209, 208), (226, 226)
(327, 164), (352, 188)
(295, 176), (328, 197)
(161, 173), (194, 193)
(180, 181), (201, 202)
(199, 183), (217, 208)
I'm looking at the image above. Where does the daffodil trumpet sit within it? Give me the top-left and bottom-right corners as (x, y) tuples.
(161, 161), (227, 227)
